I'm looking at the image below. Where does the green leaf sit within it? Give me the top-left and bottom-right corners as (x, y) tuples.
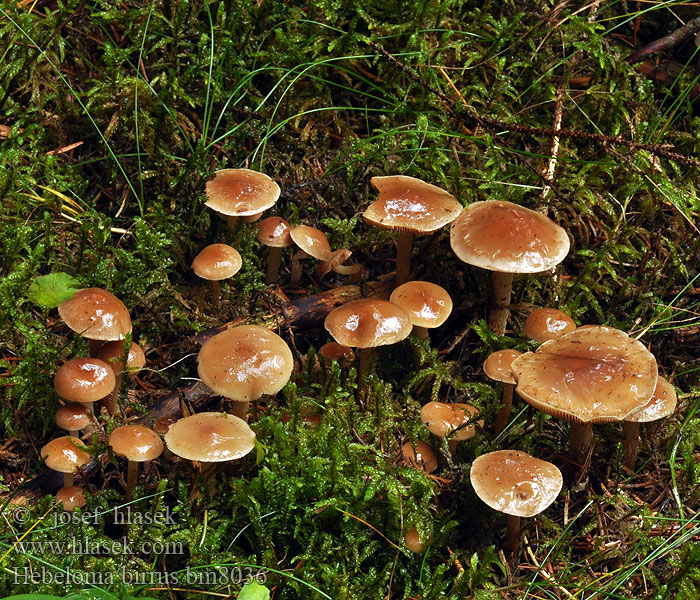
(238, 581), (270, 600)
(27, 273), (81, 308)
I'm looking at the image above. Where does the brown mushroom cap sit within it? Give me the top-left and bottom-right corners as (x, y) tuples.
(470, 450), (563, 518)
(290, 225), (332, 261)
(56, 485), (87, 511)
(94, 341), (146, 375)
(524, 308), (576, 343)
(420, 402), (481, 441)
(197, 325), (294, 402)
(401, 440), (438, 473)
(192, 244), (242, 281)
(511, 326), (658, 423)
(364, 175), (463, 234)
(625, 376), (677, 423)
(324, 299), (412, 349)
(204, 169), (280, 217)
(41, 437), (90, 473)
(55, 404), (91, 432)
(483, 349), (522, 384)
(389, 281), (453, 329)
(58, 288), (132, 341)
(54, 357), (116, 404)
(318, 342), (355, 368)
(450, 201), (570, 273)
(405, 526), (429, 553)
(164, 412), (256, 462)
(109, 425), (164, 462)
(257, 216), (293, 248)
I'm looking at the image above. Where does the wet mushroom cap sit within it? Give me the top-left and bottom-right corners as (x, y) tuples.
(318, 342), (355, 368)
(197, 325), (294, 402)
(401, 440), (438, 473)
(511, 326), (658, 423)
(56, 485), (87, 511)
(192, 244), (243, 281)
(257, 216), (293, 248)
(290, 225), (332, 261)
(94, 341), (146, 375)
(524, 308), (576, 343)
(420, 402), (481, 441)
(164, 412), (256, 462)
(324, 299), (412, 349)
(204, 169), (280, 217)
(58, 288), (132, 341)
(470, 450), (562, 518)
(109, 425), (164, 462)
(41, 437), (90, 473)
(389, 281), (453, 329)
(483, 349), (522, 384)
(54, 357), (116, 404)
(364, 175), (463, 234)
(625, 376), (677, 423)
(55, 404), (91, 432)
(450, 201), (570, 273)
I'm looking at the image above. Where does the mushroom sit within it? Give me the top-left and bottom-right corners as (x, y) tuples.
(401, 440), (438, 473)
(470, 450), (563, 558)
(94, 340), (146, 416)
(54, 357), (116, 420)
(289, 225), (332, 286)
(420, 401), (482, 453)
(450, 201), (570, 335)
(55, 485), (87, 512)
(197, 324), (294, 420)
(316, 249), (362, 282)
(58, 288), (132, 342)
(318, 342), (355, 370)
(364, 175), (462, 286)
(204, 168), (280, 230)
(191, 243), (242, 307)
(108, 425), (164, 501)
(404, 526), (431, 553)
(523, 307), (576, 343)
(257, 216), (293, 284)
(389, 281), (453, 341)
(41, 436), (91, 488)
(510, 326), (658, 476)
(55, 403), (91, 437)
(483, 349), (522, 434)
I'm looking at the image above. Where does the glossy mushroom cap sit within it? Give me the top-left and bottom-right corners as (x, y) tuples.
(257, 217), (293, 248)
(197, 325), (294, 402)
(41, 437), (90, 473)
(483, 349), (522, 384)
(55, 404), (91, 432)
(54, 357), (116, 404)
(318, 342), (355, 368)
(192, 244), (242, 281)
(511, 326), (658, 423)
(405, 526), (429, 553)
(58, 288), (132, 341)
(524, 308), (576, 343)
(56, 485), (87, 511)
(420, 402), (481, 441)
(94, 341), (146, 375)
(450, 201), (570, 273)
(290, 225), (332, 261)
(109, 425), (164, 462)
(204, 169), (280, 217)
(324, 299), (412, 349)
(470, 450), (563, 518)
(164, 412), (256, 462)
(401, 440), (438, 473)
(364, 175), (462, 234)
(389, 281), (453, 329)
(625, 376), (677, 423)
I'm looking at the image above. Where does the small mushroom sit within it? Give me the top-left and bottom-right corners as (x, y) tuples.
(41, 436), (91, 488)
(55, 357), (116, 420)
(55, 403), (92, 437)
(420, 401), (481, 453)
(404, 526), (431, 553)
(94, 340), (146, 416)
(58, 288), (132, 342)
(56, 485), (87, 512)
(389, 281), (453, 341)
(109, 425), (164, 501)
(257, 216), (293, 284)
(192, 243), (242, 308)
(401, 440), (438, 473)
(523, 308), (576, 343)
(483, 349), (522, 434)
(289, 225), (332, 286)
(318, 342), (355, 370)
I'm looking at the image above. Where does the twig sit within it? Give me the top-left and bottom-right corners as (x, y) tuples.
(627, 15), (700, 64)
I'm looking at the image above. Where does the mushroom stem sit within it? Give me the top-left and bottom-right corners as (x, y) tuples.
(494, 382), (514, 434)
(504, 514), (521, 558)
(290, 251), (309, 286)
(395, 230), (413, 286)
(266, 246), (284, 284)
(447, 438), (458, 454)
(64, 473), (74, 488)
(126, 460), (138, 502)
(569, 421), (594, 473)
(358, 348), (373, 401)
(623, 421), (641, 470)
(104, 373), (122, 417)
(230, 401), (250, 421)
(487, 272), (514, 336)
(210, 280), (221, 308)
(414, 325), (429, 340)
(225, 215), (239, 230)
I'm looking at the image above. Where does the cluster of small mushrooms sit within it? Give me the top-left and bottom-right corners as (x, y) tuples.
(40, 169), (678, 562)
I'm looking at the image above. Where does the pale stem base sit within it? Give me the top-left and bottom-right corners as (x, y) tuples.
(266, 246), (283, 284)
(569, 421), (594, 475)
(395, 230), (413, 286)
(126, 460), (139, 502)
(210, 280), (221, 308)
(494, 382), (514, 434)
(230, 401), (250, 421)
(104, 373), (122, 416)
(487, 271), (514, 336)
(623, 421), (641, 471)
(505, 514), (521, 558)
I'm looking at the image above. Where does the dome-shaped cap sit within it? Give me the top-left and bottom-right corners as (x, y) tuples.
(55, 403), (91, 432)
(483, 349), (522, 384)
(55, 357), (116, 404)
(164, 412), (256, 462)
(390, 281), (453, 329)
(58, 288), (132, 341)
(364, 175), (463, 234)
(450, 201), (570, 273)
(401, 440), (437, 473)
(197, 325), (294, 402)
(56, 485), (87, 511)
(318, 342), (355, 368)
(625, 376), (677, 423)
(470, 450), (563, 518)
(41, 437), (90, 473)
(420, 402), (481, 441)
(324, 299), (412, 349)
(290, 225), (332, 261)
(94, 341), (146, 375)
(524, 308), (576, 343)
(511, 326), (658, 423)
(192, 244), (242, 281)
(204, 169), (280, 217)
(257, 216), (293, 248)
(109, 425), (164, 462)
